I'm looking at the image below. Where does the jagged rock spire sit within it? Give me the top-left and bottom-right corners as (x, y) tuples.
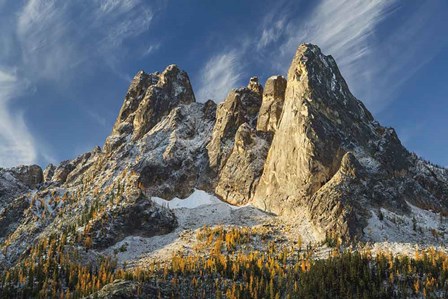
(247, 76), (263, 95)
(105, 65), (195, 151)
(2, 42), (448, 264)
(207, 78), (263, 171)
(256, 75), (287, 132)
(252, 43), (430, 240)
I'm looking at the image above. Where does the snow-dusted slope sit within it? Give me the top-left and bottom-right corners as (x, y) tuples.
(104, 189), (272, 267)
(1, 43), (447, 275)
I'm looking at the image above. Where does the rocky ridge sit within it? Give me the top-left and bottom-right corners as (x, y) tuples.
(0, 43), (447, 275)
(254, 44), (448, 241)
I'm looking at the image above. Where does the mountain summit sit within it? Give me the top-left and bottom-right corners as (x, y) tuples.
(253, 44), (448, 240)
(1, 43), (447, 297)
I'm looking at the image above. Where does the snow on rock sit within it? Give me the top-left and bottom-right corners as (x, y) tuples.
(151, 189), (227, 209)
(352, 146), (381, 173)
(363, 201), (446, 245)
(103, 189), (270, 267)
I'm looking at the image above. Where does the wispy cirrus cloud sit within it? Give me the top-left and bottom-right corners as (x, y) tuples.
(281, 0), (399, 111)
(202, 0), (447, 113)
(282, 0), (447, 112)
(0, 69), (36, 167)
(0, 0), (159, 167)
(16, 0), (154, 81)
(254, 0), (399, 106)
(256, 17), (287, 51)
(196, 50), (243, 102)
(358, 1), (448, 111)
(197, 0), (397, 104)
(142, 42), (161, 57)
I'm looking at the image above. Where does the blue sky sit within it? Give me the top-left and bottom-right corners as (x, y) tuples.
(0, 0), (447, 168)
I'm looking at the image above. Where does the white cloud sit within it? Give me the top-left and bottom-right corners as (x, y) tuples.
(196, 50), (243, 102)
(0, 108), (37, 167)
(16, 0), (154, 81)
(255, 0), (396, 89)
(281, 0), (397, 110)
(96, 0), (136, 14)
(0, 70), (16, 83)
(358, 2), (447, 111)
(17, 1), (78, 81)
(0, 69), (37, 167)
(254, 0), (448, 113)
(87, 109), (108, 127)
(197, 0), (398, 105)
(142, 43), (161, 57)
(256, 17), (286, 51)
(0, 0), (157, 167)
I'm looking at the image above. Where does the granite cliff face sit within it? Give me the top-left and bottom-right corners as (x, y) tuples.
(253, 44), (448, 240)
(0, 43), (447, 272)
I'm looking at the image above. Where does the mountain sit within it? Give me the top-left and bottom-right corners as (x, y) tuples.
(1, 43), (447, 297)
(253, 44), (448, 241)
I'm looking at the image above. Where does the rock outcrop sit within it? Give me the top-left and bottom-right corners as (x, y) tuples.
(8, 165), (43, 189)
(215, 124), (272, 205)
(0, 165), (43, 209)
(89, 193), (177, 249)
(253, 44), (448, 240)
(43, 164), (56, 182)
(1, 42), (448, 275)
(134, 102), (216, 199)
(209, 77), (274, 205)
(105, 65), (195, 151)
(207, 79), (263, 172)
(256, 75), (287, 132)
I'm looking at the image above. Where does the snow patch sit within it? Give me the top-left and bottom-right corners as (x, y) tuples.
(363, 201), (446, 244)
(352, 146), (381, 172)
(103, 189), (270, 267)
(151, 189), (236, 209)
(173, 82), (185, 97)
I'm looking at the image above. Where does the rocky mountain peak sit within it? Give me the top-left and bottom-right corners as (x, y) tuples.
(105, 64), (196, 151)
(8, 165), (43, 189)
(247, 76), (263, 95)
(206, 80), (263, 172)
(157, 64), (196, 104)
(288, 43), (374, 125)
(1, 43), (447, 287)
(252, 43), (448, 240)
(256, 75), (287, 133)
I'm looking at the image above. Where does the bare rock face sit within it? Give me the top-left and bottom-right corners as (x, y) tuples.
(253, 44), (448, 240)
(247, 76), (263, 94)
(256, 76), (287, 132)
(111, 71), (158, 135)
(87, 279), (172, 299)
(8, 165), (43, 189)
(105, 65), (195, 151)
(207, 77), (272, 205)
(207, 81), (263, 172)
(89, 193), (177, 249)
(43, 164), (56, 182)
(50, 149), (99, 185)
(52, 160), (76, 184)
(306, 152), (367, 239)
(135, 102), (216, 200)
(0, 165), (43, 244)
(87, 280), (142, 299)
(0, 165), (42, 214)
(215, 123), (272, 205)
(133, 65), (196, 140)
